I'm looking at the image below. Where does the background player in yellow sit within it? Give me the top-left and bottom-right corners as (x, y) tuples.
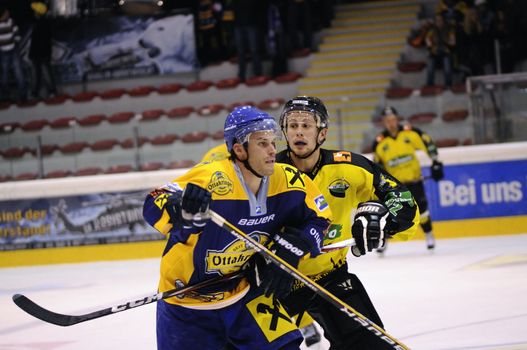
(372, 106), (444, 252)
(201, 143), (229, 162)
(275, 96), (419, 349)
(143, 106), (332, 349)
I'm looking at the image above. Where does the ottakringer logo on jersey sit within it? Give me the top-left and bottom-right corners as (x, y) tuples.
(207, 171), (233, 195)
(328, 179), (350, 198)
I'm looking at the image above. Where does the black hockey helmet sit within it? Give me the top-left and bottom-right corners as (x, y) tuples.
(279, 96), (329, 130)
(381, 106), (398, 117)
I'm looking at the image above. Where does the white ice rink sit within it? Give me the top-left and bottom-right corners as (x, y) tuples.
(1, 234), (527, 350)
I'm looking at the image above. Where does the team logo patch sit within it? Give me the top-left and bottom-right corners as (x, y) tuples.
(207, 171), (234, 195)
(314, 194), (329, 211)
(282, 166), (305, 189)
(325, 223), (342, 240)
(153, 193), (169, 209)
(246, 296), (297, 342)
(328, 179), (350, 198)
(333, 151), (351, 162)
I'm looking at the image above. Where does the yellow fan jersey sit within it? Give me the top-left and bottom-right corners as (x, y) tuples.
(277, 149), (419, 278)
(143, 159), (332, 309)
(372, 125), (439, 183)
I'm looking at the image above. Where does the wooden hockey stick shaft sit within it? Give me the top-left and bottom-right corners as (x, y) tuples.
(209, 210), (410, 350)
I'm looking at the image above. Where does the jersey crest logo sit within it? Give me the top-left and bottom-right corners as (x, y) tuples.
(283, 166), (305, 188)
(325, 224), (342, 240)
(328, 179), (350, 198)
(207, 171), (234, 195)
(333, 151), (351, 162)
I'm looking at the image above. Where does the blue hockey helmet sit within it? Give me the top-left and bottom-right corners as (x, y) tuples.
(224, 106), (280, 152)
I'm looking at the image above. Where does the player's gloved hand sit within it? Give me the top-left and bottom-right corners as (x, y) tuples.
(260, 227), (310, 300)
(431, 160), (444, 181)
(181, 183), (212, 227)
(164, 190), (186, 226)
(351, 201), (391, 256)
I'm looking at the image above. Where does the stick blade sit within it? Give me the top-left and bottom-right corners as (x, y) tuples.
(12, 294), (77, 327)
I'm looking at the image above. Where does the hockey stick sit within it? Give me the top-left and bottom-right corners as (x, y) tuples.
(12, 270), (243, 327)
(209, 210), (410, 350)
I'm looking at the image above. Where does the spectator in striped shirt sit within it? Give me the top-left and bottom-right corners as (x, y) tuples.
(0, 6), (28, 102)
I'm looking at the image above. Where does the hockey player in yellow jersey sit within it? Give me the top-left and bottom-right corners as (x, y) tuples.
(201, 143), (229, 162)
(143, 106), (332, 350)
(372, 106), (444, 252)
(276, 96), (419, 349)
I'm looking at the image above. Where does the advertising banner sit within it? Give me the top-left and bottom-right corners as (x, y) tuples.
(51, 13), (197, 83)
(0, 190), (161, 251)
(424, 159), (527, 221)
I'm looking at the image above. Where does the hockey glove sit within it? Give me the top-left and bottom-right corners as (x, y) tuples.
(431, 160), (444, 181)
(351, 201), (391, 256)
(260, 227), (310, 300)
(181, 183), (212, 227)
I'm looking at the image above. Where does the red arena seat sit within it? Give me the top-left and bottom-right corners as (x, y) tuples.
(420, 85), (444, 96)
(60, 142), (88, 154)
(274, 72), (302, 83)
(216, 78), (241, 89)
(151, 134), (179, 145)
(100, 88), (127, 100)
(186, 80), (213, 92)
(128, 85), (156, 97)
(21, 119), (49, 131)
(158, 83), (183, 95)
(0, 122), (20, 133)
(181, 131), (209, 143)
(462, 138), (473, 146)
(0, 101), (11, 110)
(167, 159), (196, 169)
(198, 104), (225, 116)
(211, 130), (224, 140)
(49, 116), (76, 129)
(436, 138), (460, 148)
(121, 136), (149, 148)
(74, 167), (103, 176)
(2, 147), (29, 159)
(257, 98), (285, 110)
(140, 162), (164, 171)
(0, 174), (12, 182)
(43, 94), (70, 105)
(108, 111), (136, 124)
(450, 83), (467, 94)
(167, 106), (194, 118)
(17, 99), (39, 108)
(44, 170), (71, 179)
(398, 61), (426, 73)
(90, 139), (119, 151)
(78, 114), (107, 126)
(385, 87), (413, 99)
(408, 113), (436, 124)
(442, 109), (469, 122)
(72, 91), (98, 102)
(245, 75), (270, 87)
(141, 109), (164, 121)
(105, 164), (134, 174)
(289, 48), (311, 58)
(14, 172), (39, 181)
(40, 144), (58, 156)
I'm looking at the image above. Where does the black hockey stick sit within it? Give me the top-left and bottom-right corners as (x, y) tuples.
(12, 270), (243, 327)
(209, 210), (410, 350)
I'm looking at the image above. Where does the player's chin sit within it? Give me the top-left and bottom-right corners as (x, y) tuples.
(261, 161), (275, 176)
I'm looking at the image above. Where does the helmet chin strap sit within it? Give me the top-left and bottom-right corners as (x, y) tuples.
(234, 144), (264, 178)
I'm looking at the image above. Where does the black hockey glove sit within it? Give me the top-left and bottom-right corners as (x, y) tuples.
(351, 201), (391, 256)
(181, 183), (212, 227)
(431, 160), (444, 181)
(260, 227), (310, 300)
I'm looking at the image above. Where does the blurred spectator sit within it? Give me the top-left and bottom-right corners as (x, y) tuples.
(492, 8), (514, 73)
(29, 2), (57, 99)
(266, 0), (287, 77)
(232, 0), (264, 81)
(218, 0), (236, 60)
(458, 6), (485, 78)
(0, 6), (28, 102)
(425, 14), (455, 87)
(287, 0), (313, 52)
(195, 0), (222, 66)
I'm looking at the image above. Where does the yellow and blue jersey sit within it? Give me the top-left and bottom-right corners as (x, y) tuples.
(143, 158), (332, 309)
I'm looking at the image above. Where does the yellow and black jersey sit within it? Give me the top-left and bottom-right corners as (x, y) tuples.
(143, 158), (332, 309)
(201, 143), (230, 162)
(372, 124), (439, 183)
(277, 149), (419, 277)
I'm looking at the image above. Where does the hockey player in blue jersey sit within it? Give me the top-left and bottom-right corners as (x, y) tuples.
(143, 106), (332, 349)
